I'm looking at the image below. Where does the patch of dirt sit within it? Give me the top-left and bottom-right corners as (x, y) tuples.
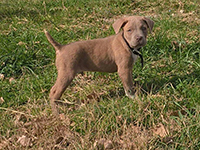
(93, 123), (174, 150)
(0, 113), (176, 149)
(0, 114), (81, 149)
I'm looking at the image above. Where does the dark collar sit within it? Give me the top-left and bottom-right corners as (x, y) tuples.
(122, 32), (144, 68)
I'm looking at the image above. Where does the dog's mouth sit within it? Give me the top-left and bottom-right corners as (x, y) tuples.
(122, 33), (145, 51)
(132, 45), (143, 50)
(131, 40), (146, 49)
(124, 41), (143, 52)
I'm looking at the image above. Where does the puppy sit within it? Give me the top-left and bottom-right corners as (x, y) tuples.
(45, 16), (154, 115)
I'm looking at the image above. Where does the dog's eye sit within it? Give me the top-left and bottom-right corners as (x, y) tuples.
(142, 26), (147, 31)
(127, 29), (132, 32)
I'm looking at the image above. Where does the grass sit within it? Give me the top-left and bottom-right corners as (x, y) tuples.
(0, 0), (200, 149)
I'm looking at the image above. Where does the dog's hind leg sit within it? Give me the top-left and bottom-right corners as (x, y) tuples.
(49, 70), (76, 116)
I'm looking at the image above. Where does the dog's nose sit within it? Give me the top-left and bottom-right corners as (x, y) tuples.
(136, 35), (143, 42)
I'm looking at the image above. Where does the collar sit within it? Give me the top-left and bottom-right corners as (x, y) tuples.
(122, 32), (143, 68)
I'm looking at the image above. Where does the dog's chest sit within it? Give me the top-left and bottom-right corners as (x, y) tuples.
(131, 52), (138, 64)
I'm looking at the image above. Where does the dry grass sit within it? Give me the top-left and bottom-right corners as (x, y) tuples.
(0, 106), (179, 149)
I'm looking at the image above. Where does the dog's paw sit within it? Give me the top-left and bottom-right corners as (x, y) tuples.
(125, 90), (135, 99)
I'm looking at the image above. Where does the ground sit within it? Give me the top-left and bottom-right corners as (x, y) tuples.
(0, 0), (200, 149)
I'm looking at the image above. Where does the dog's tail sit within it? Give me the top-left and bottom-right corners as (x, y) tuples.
(44, 29), (61, 51)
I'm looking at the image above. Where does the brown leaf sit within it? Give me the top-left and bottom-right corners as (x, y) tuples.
(60, 114), (71, 126)
(170, 110), (187, 116)
(17, 41), (26, 46)
(0, 140), (9, 149)
(0, 74), (4, 80)
(55, 137), (64, 144)
(163, 136), (173, 144)
(59, 113), (66, 120)
(14, 114), (28, 126)
(9, 77), (16, 84)
(94, 138), (114, 149)
(152, 123), (168, 137)
(87, 92), (98, 100)
(59, 24), (66, 28)
(17, 135), (32, 147)
(0, 97), (4, 104)
(34, 41), (40, 44)
(104, 140), (113, 149)
(94, 138), (106, 149)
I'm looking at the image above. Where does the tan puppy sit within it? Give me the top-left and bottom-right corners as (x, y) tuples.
(45, 16), (154, 115)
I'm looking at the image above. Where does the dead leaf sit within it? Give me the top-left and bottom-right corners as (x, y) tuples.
(9, 77), (16, 84)
(17, 41), (28, 49)
(87, 92), (98, 100)
(17, 135), (32, 147)
(104, 140), (113, 149)
(59, 113), (66, 120)
(0, 74), (4, 80)
(152, 123), (169, 137)
(163, 136), (173, 144)
(0, 140), (9, 149)
(0, 97), (4, 104)
(94, 138), (114, 149)
(55, 137), (64, 144)
(59, 114), (71, 125)
(17, 41), (26, 46)
(59, 24), (66, 28)
(34, 41), (40, 44)
(130, 124), (141, 134)
(94, 138), (106, 149)
(170, 110), (187, 116)
(14, 114), (27, 126)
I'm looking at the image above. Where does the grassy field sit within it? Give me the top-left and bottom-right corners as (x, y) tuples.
(0, 0), (199, 149)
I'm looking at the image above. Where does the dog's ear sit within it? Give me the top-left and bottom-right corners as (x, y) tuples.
(112, 18), (128, 34)
(143, 17), (154, 33)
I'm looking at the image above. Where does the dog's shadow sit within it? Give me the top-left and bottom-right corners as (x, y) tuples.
(55, 68), (199, 111)
(139, 69), (200, 95)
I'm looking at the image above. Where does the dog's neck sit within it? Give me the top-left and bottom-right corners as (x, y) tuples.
(122, 32), (143, 68)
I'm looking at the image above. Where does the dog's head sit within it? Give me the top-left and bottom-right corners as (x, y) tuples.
(113, 16), (154, 49)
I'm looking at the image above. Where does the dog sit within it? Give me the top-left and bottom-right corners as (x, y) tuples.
(45, 16), (154, 115)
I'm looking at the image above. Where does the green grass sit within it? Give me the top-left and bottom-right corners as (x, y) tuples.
(0, 0), (200, 149)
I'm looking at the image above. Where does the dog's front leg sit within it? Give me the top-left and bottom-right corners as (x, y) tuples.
(118, 68), (135, 99)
